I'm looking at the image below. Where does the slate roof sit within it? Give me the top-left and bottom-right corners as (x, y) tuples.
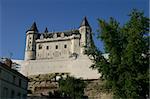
(44, 27), (48, 33)
(28, 22), (39, 32)
(80, 16), (90, 27)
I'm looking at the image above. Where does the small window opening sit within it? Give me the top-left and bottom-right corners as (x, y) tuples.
(13, 76), (16, 84)
(46, 46), (49, 50)
(56, 45), (58, 49)
(19, 79), (21, 87)
(64, 45), (67, 48)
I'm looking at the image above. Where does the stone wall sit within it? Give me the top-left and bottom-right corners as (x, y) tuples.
(27, 74), (113, 99)
(36, 33), (81, 60)
(36, 40), (71, 59)
(20, 55), (100, 79)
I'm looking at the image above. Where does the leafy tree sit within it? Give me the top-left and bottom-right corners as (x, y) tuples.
(86, 9), (149, 98)
(58, 76), (86, 99)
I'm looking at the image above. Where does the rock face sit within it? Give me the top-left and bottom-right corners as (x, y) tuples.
(28, 74), (113, 99)
(28, 73), (68, 96)
(84, 80), (113, 99)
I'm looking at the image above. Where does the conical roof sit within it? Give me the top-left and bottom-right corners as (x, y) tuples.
(28, 22), (38, 32)
(80, 16), (90, 27)
(44, 27), (48, 33)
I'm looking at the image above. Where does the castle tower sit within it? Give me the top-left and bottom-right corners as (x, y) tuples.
(24, 22), (38, 60)
(79, 17), (92, 54)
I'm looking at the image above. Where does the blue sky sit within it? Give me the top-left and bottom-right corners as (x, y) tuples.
(0, 0), (149, 59)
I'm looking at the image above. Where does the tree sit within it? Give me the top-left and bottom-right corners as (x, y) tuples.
(86, 9), (149, 98)
(58, 76), (86, 99)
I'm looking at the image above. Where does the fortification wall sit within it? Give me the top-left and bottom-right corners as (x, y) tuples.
(20, 55), (100, 79)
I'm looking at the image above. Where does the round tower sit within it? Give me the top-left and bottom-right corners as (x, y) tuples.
(24, 22), (38, 60)
(79, 17), (92, 54)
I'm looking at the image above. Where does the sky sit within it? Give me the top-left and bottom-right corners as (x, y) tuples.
(0, 0), (149, 60)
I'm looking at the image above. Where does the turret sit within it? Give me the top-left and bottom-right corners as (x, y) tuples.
(24, 22), (38, 60)
(79, 17), (92, 54)
(44, 27), (48, 33)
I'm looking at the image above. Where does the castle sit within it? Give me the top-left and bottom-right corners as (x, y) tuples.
(25, 17), (91, 60)
(15, 17), (100, 79)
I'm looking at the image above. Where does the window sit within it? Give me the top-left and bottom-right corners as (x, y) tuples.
(64, 44), (67, 48)
(17, 93), (21, 99)
(61, 33), (64, 37)
(56, 45), (58, 49)
(46, 46), (49, 50)
(3, 87), (8, 98)
(19, 79), (21, 87)
(13, 76), (16, 84)
(0, 68), (1, 73)
(11, 90), (15, 98)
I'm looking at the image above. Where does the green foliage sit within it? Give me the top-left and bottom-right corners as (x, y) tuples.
(58, 76), (86, 99)
(87, 9), (149, 98)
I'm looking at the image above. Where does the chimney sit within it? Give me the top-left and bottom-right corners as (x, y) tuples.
(3, 58), (12, 68)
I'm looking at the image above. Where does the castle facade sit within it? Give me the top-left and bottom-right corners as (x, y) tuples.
(25, 17), (91, 60)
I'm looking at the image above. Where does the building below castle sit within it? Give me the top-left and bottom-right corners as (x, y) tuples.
(0, 58), (28, 99)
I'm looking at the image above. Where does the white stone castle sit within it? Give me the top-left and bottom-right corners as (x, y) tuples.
(14, 17), (101, 79)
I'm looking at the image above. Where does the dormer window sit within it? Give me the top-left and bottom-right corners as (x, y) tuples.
(53, 34), (57, 38)
(40, 34), (44, 39)
(61, 33), (64, 38)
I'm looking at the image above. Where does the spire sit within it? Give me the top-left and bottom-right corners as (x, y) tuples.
(28, 22), (38, 32)
(44, 27), (48, 33)
(80, 16), (90, 27)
